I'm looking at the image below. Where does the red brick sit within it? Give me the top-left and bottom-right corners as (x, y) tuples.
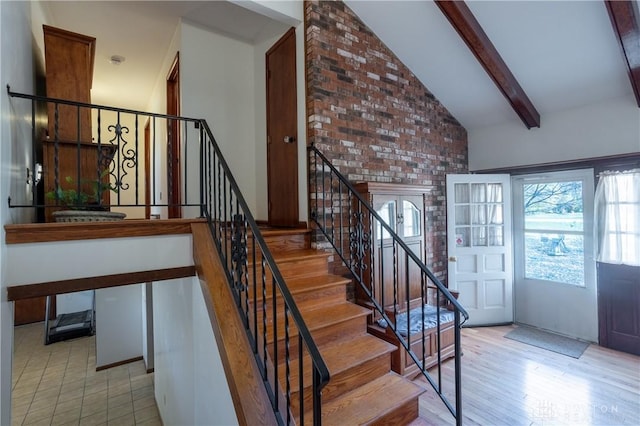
(305, 0), (468, 288)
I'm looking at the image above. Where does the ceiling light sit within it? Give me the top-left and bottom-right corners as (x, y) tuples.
(109, 55), (125, 65)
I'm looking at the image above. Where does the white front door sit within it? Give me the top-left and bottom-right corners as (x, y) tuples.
(512, 169), (597, 341)
(446, 174), (513, 326)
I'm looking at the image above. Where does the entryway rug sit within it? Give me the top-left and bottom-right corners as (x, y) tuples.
(504, 325), (589, 358)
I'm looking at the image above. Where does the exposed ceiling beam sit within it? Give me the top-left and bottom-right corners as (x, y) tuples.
(605, 0), (640, 107)
(435, 0), (541, 129)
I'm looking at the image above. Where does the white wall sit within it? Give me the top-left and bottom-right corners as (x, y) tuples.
(145, 25), (181, 219)
(141, 283), (154, 372)
(57, 290), (93, 314)
(6, 234), (192, 285)
(0, 1), (37, 423)
(95, 284), (143, 368)
(469, 94), (640, 171)
(180, 21), (258, 214)
(153, 277), (236, 425)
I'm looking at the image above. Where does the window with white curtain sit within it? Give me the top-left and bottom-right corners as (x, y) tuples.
(594, 169), (640, 267)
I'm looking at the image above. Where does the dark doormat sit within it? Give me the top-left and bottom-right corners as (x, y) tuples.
(505, 325), (590, 358)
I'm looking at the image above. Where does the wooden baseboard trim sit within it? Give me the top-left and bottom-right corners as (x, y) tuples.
(4, 218), (206, 244)
(7, 266), (196, 301)
(96, 356), (144, 372)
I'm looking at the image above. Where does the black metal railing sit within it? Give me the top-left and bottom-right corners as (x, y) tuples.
(199, 121), (330, 425)
(308, 144), (469, 425)
(7, 88), (204, 217)
(7, 89), (330, 425)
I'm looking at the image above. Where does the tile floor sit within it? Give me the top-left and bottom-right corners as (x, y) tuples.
(12, 322), (162, 426)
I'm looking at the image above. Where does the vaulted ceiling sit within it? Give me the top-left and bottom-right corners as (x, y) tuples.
(42, 0), (639, 132)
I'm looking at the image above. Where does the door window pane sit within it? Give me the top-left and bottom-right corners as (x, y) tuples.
(471, 183), (486, 202)
(402, 200), (421, 238)
(472, 226), (487, 246)
(455, 205), (469, 225)
(524, 233), (584, 285)
(455, 183), (469, 203)
(377, 201), (395, 240)
(487, 183), (503, 202)
(522, 180), (585, 286)
(472, 205), (486, 225)
(455, 227), (470, 247)
(488, 226), (504, 246)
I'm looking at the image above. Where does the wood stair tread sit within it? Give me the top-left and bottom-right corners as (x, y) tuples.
(281, 333), (396, 383)
(269, 301), (369, 341)
(286, 274), (350, 290)
(307, 373), (424, 425)
(270, 249), (330, 263)
(260, 228), (312, 237)
(296, 299), (370, 322)
(257, 274), (349, 300)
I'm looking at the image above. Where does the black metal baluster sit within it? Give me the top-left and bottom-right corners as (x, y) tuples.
(76, 105), (81, 206)
(436, 290), (442, 392)
(30, 100), (36, 206)
(184, 121), (188, 205)
(285, 305), (291, 426)
(152, 117), (157, 206)
(252, 234), (258, 352)
(330, 172), (335, 244)
(272, 271), (279, 415)
(134, 114), (139, 205)
(261, 258), (268, 380)
(53, 104), (60, 205)
(298, 335), (304, 425)
(421, 272), (426, 371)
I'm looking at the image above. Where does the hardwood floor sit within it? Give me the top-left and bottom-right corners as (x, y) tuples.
(413, 326), (640, 425)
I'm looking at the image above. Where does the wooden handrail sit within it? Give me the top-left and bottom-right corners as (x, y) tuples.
(4, 218), (205, 244)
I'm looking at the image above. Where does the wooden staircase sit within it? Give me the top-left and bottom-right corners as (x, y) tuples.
(260, 227), (424, 425)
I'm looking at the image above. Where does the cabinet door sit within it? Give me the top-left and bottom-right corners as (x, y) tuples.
(372, 196), (397, 306)
(399, 195), (425, 303)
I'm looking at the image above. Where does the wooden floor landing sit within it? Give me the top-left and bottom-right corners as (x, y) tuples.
(413, 325), (640, 425)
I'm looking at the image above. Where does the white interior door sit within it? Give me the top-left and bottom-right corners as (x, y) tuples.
(446, 174), (513, 326)
(512, 169), (597, 341)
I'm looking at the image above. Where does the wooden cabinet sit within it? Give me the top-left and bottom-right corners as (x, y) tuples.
(353, 183), (429, 316)
(43, 25), (95, 142)
(42, 25), (108, 222)
(42, 140), (114, 222)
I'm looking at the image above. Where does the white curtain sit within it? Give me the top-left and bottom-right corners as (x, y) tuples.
(594, 169), (640, 267)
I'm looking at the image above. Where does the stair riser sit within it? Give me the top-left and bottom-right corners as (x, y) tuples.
(268, 314), (367, 359)
(289, 353), (392, 414)
(264, 233), (310, 252)
(253, 285), (347, 316)
(279, 257), (330, 279)
(368, 399), (420, 426)
(246, 256), (329, 281)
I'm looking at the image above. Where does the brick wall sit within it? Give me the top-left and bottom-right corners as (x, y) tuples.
(305, 0), (468, 291)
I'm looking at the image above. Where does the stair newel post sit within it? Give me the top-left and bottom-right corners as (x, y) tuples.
(454, 308), (463, 426)
(198, 121), (204, 218)
(313, 367), (323, 426)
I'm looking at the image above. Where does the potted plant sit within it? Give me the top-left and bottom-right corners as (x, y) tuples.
(45, 172), (126, 222)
